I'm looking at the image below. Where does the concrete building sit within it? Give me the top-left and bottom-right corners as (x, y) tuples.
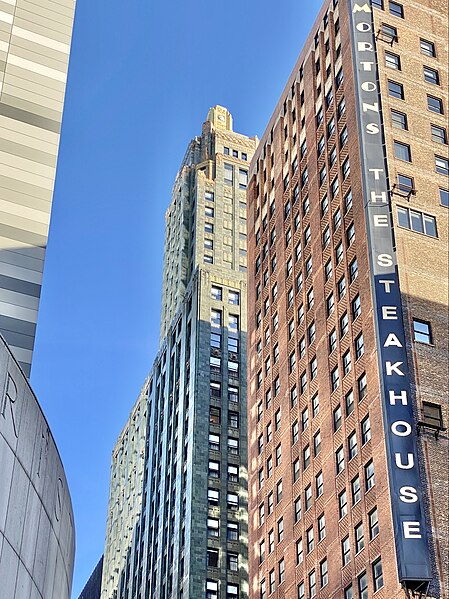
(0, 0), (76, 377)
(246, 1), (447, 598)
(78, 556), (103, 599)
(101, 107), (257, 599)
(0, 335), (75, 599)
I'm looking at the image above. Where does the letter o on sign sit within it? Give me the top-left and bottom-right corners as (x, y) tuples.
(391, 421), (412, 436)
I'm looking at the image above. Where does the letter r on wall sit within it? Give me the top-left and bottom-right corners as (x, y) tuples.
(1, 373), (18, 438)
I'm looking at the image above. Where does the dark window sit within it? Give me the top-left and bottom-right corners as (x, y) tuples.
(389, 1), (404, 17)
(427, 95), (443, 114)
(388, 80), (404, 99)
(385, 51), (401, 70)
(397, 174), (414, 194)
(431, 125), (447, 144)
(420, 38), (436, 57)
(391, 109), (407, 129)
(422, 402), (444, 429)
(397, 206), (437, 237)
(394, 141), (411, 161)
(424, 66), (439, 85)
(440, 188), (449, 207)
(436, 155), (449, 175)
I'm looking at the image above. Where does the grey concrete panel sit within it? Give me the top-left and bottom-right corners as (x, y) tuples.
(4, 73), (66, 103)
(0, 222), (47, 247)
(0, 102), (61, 133)
(0, 288), (40, 310)
(0, 252), (44, 276)
(0, 183), (52, 212)
(0, 338), (75, 599)
(17, 360), (30, 378)
(18, 0), (75, 22)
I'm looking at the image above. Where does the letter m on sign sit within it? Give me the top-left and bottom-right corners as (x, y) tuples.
(353, 3), (371, 11)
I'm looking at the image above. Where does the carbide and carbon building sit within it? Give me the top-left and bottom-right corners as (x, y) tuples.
(0, 0), (76, 377)
(246, 0), (447, 598)
(100, 106), (257, 599)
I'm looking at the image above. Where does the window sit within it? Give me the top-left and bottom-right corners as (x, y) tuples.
(275, 409), (281, 430)
(428, 95), (443, 114)
(298, 582), (305, 599)
(227, 521), (238, 540)
(227, 554), (238, 574)
(211, 285), (222, 300)
(397, 174), (414, 194)
(325, 259), (333, 281)
(228, 464), (238, 483)
(318, 514), (326, 542)
(278, 518), (284, 542)
(336, 67), (343, 88)
(227, 584), (238, 599)
(336, 242), (343, 264)
(346, 390), (354, 415)
(424, 66), (439, 85)
(338, 97), (346, 119)
(309, 571), (317, 598)
(361, 416), (371, 444)
(260, 580), (266, 599)
(345, 586), (354, 599)
(339, 489), (348, 518)
(228, 438), (239, 455)
(276, 479), (283, 502)
(391, 109), (407, 130)
(228, 386), (239, 403)
(431, 125), (447, 144)
(327, 294), (335, 317)
(305, 484), (313, 510)
(208, 518), (219, 537)
(340, 312), (349, 337)
(373, 559), (384, 591)
(413, 319), (432, 344)
(394, 141), (411, 161)
(331, 366), (340, 392)
(210, 332), (221, 349)
(275, 444), (282, 466)
(303, 445), (311, 469)
(343, 351), (352, 376)
(440, 188), (449, 207)
(296, 537), (303, 564)
(302, 407), (309, 431)
(365, 460), (375, 490)
(352, 295), (361, 320)
(239, 169), (248, 189)
(211, 309), (222, 327)
(268, 492), (273, 515)
(358, 373), (367, 401)
(381, 23), (397, 42)
(229, 290), (240, 305)
(316, 471), (324, 497)
(259, 540), (265, 563)
(204, 254), (213, 264)
(355, 522), (365, 553)
(336, 446), (345, 474)
(278, 559), (285, 584)
(209, 461), (220, 478)
(369, 508), (379, 539)
(207, 548), (219, 568)
(352, 475), (361, 503)
(436, 155), (449, 175)
(224, 163), (233, 184)
(258, 468), (264, 489)
(358, 572), (368, 599)
(389, 0), (403, 16)
(342, 536), (351, 566)
(209, 433), (220, 451)
(350, 258), (358, 283)
(318, 136), (325, 155)
(208, 488), (219, 506)
(334, 405), (342, 431)
(295, 497), (302, 523)
(397, 206), (437, 237)
(331, 176), (340, 199)
(320, 559), (328, 587)
(423, 402), (444, 429)
(306, 526), (314, 553)
(388, 80), (404, 99)
(338, 277), (347, 300)
(205, 222), (214, 234)
(227, 492), (238, 510)
(420, 38), (436, 57)
(355, 334), (365, 359)
(342, 158), (350, 179)
(347, 222), (355, 245)
(348, 431), (358, 459)
(206, 580), (219, 599)
(385, 51), (401, 69)
(328, 117), (336, 137)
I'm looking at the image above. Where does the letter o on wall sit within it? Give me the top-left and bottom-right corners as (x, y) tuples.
(356, 22), (372, 32)
(391, 421), (412, 436)
(361, 81), (377, 92)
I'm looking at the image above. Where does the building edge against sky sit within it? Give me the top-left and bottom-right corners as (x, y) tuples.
(100, 107), (257, 599)
(0, 0), (76, 378)
(246, 0), (447, 598)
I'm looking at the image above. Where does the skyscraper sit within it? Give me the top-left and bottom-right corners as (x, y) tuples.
(0, 0), (76, 377)
(101, 106), (257, 599)
(246, 0), (447, 598)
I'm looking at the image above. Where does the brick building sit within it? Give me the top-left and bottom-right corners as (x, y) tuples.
(246, 0), (448, 598)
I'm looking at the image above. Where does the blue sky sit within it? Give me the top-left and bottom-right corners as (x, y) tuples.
(30, 0), (323, 596)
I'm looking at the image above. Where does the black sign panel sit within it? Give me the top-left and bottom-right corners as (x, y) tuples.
(348, 0), (431, 587)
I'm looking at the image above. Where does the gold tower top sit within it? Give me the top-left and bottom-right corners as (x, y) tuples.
(206, 105), (233, 131)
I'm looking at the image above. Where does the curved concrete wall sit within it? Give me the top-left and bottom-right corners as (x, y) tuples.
(0, 336), (75, 599)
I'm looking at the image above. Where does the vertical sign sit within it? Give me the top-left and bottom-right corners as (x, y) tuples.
(348, 1), (431, 588)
